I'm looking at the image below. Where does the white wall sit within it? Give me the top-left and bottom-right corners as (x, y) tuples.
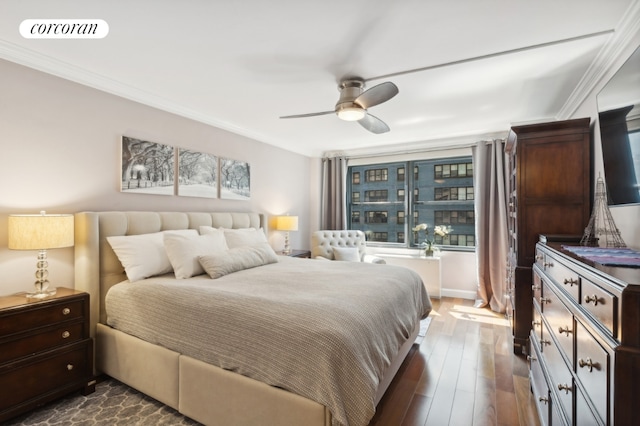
(0, 59), (312, 296)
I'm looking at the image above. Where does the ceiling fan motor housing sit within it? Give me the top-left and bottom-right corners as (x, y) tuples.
(335, 79), (366, 120)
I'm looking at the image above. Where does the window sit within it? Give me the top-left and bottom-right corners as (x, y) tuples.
(364, 189), (388, 202)
(365, 211), (388, 223)
(347, 156), (475, 249)
(365, 168), (388, 182)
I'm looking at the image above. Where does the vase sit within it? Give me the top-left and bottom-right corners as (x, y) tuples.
(425, 248), (434, 257)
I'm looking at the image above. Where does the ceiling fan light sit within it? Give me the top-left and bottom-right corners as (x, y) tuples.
(337, 106), (366, 121)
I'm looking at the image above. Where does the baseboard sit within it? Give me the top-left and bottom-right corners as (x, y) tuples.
(440, 288), (476, 300)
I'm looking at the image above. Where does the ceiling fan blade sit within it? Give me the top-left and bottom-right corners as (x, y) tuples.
(355, 82), (398, 109)
(279, 110), (334, 119)
(358, 113), (390, 134)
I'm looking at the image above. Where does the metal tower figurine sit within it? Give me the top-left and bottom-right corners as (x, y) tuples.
(581, 175), (626, 247)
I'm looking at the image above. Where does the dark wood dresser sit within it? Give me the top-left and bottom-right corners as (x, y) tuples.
(530, 239), (640, 425)
(505, 118), (592, 354)
(0, 288), (95, 423)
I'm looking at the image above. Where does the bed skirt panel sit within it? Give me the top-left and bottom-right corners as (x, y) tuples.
(96, 323), (180, 409)
(179, 356), (331, 426)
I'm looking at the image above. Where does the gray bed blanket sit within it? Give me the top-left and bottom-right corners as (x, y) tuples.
(106, 257), (431, 426)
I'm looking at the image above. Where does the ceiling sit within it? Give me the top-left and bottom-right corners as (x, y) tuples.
(1, 1), (639, 157)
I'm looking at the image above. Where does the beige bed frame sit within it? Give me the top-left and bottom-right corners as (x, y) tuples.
(74, 211), (419, 426)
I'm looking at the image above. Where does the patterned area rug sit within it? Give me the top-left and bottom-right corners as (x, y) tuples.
(6, 379), (201, 426)
(6, 318), (432, 425)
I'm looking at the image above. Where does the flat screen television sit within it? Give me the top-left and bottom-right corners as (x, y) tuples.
(596, 45), (640, 206)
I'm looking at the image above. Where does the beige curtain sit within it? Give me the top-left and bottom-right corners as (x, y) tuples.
(472, 140), (508, 312)
(320, 156), (347, 230)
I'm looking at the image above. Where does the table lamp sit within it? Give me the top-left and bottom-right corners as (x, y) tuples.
(276, 215), (298, 255)
(8, 211), (74, 299)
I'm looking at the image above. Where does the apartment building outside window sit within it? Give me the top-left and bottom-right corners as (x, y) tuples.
(348, 157), (475, 249)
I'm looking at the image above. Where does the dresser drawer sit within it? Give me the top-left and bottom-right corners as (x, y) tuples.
(541, 321), (573, 424)
(0, 298), (86, 336)
(576, 320), (610, 424)
(576, 384), (603, 426)
(0, 322), (85, 364)
(529, 338), (550, 426)
(542, 254), (580, 303)
(541, 284), (574, 366)
(0, 340), (91, 411)
(581, 278), (617, 338)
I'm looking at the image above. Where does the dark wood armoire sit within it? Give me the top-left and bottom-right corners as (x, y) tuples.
(504, 118), (592, 354)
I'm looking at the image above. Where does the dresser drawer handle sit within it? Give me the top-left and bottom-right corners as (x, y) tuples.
(557, 383), (572, 394)
(578, 357), (599, 373)
(67, 364), (74, 371)
(543, 262), (554, 268)
(535, 254), (543, 261)
(563, 278), (578, 286)
(62, 308), (71, 315)
(532, 284), (541, 291)
(62, 331), (70, 339)
(540, 339), (551, 347)
(558, 326), (572, 335)
(540, 298), (550, 305)
(538, 396), (549, 404)
(584, 295), (602, 306)
(532, 320), (541, 328)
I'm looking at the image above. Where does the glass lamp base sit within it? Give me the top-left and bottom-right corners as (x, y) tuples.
(26, 287), (57, 299)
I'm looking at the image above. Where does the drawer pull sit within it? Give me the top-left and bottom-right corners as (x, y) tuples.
(578, 357), (599, 373)
(532, 284), (541, 291)
(527, 355), (537, 362)
(67, 364), (74, 371)
(540, 297), (551, 305)
(535, 254), (543, 261)
(532, 320), (541, 328)
(62, 331), (70, 339)
(62, 308), (71, 315)
(540, 339), (551, 347)
(563, 278), (578, 286)
(538, 396), (549, 404)
(543, 261), (554, 268)
(558, 326), (572, 335)
(584, 295), (602, 306)
(557, 383), (572, 394)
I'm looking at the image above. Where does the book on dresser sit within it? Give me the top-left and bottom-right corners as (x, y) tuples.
(531, 236), (640, 426)
(0, 288), (95, 423)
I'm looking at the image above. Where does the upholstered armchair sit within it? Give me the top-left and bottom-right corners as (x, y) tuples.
(310, 230), (386, 264)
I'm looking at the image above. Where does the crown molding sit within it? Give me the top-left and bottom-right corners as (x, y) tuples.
(557, 0), (640, 119)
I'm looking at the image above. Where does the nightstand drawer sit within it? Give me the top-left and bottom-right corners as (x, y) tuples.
(0, 339), (91, 411)
(0, 322), (85, 364)
(0, 298), (86, 336)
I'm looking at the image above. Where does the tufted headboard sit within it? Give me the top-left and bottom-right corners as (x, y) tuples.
(74, 211), (264, 337)
(310, 230), (368, 260)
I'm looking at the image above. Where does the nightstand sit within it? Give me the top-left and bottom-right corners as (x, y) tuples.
(279, 249), (311, 258)
(0, 288), (95, 423)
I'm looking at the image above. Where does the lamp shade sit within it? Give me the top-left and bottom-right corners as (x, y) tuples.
(8, 213), (74, 250)
(276, 216), (298, 232)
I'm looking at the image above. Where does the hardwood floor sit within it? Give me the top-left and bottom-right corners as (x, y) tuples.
(369, 297), (541, 426)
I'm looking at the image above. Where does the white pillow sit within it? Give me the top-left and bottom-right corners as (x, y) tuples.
(333, 247), (361, 262)
(164, 231), (229, 279)
(199, 242), (278, 279)
(218, 227), (267, 248)
(107, 229), (197, 282)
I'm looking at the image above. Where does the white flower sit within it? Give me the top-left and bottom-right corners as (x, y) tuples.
(433, 225), (452, 237)
(412, 223), (428, 232)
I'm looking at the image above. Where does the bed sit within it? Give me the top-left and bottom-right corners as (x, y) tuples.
(74, 211), (431, 426)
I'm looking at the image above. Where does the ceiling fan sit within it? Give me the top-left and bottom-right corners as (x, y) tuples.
(279, 78), (398, 134)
